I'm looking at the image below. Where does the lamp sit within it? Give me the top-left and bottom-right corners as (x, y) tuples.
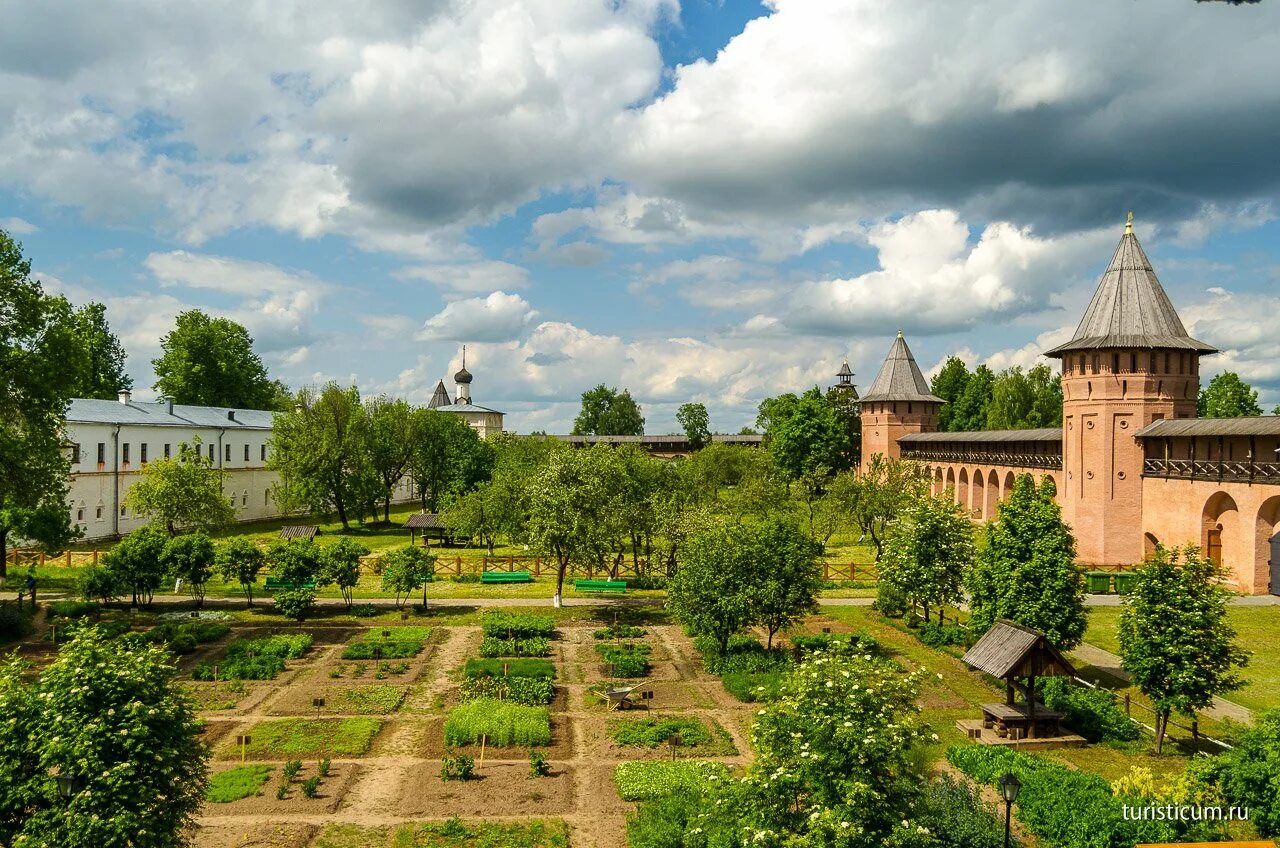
(998, 772), (1021, 847)
(55, 774), (81, 801)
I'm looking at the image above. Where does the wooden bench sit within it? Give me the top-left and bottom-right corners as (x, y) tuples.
(574, 579), (627, 593)
(480, 571), (532, 584)
(264, 577), (317, 591)
(980, 702), (1064, 739)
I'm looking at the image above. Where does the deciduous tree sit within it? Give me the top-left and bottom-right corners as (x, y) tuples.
(833, 455), (931, 560)
(320, 538), (370, 609)
(1118, 546), (1248, 753)
(1198, 371), (1263, 418)
(379, 544), (436, 608)
(986, 364), (1063, 429)
(68, 301), (131, 399)
(750, 519), (824, 648)
(102, 525), (169, 606)
(152, 309), (278, 409)
(572, 384), (645, 436)
(365, 397), (416, 522)
(407, 408), (493, 512)
(757, 387), (851, 479)
(949, 363), (995, 432)
(675, 402), (710, 449)
(159, 530), (216, 607)
(666, 520), (755, 654)
(878, 494), (974, 622)
(124, 438), (235, 535)
(216, 537), (265, 606)
(931, 356), (971, 432)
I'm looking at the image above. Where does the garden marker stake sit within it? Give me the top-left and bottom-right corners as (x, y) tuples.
(479, 734), (486, 769)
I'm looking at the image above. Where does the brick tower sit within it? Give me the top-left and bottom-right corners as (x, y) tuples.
(1044, 214), (1216, 566)
(859, 332), (943, 471)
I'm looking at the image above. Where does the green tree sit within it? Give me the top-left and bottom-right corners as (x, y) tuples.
(1026, 362), (1064, 427)
(757, 387), (852, 479)
(833, 455), (932, 560)
(878, 494), (975, 622)
(319, 538), (370, 609)
(666, 520), (756, 654)
(675, 402), (711, 449)
(379, 544), (437, 608)
(931, 356), (971, 432)
(1198, 371), (1263, 418)
(151, 310), (277, 408)
(408, 408), (493, 512)
(365, 397), (416, 522)
(266, 539), (322, 585)
(967, 475), (1087, 648)
(68, 301), (131, 399)
(826, 383), (862, 470)
(216, 537), (265, 606)
(1118, 546), (1248, 753)
(572, 384), (645, 435)
(0, 630), (207, 848)
(269, 383), (379, 529)
(0, 229), (84, 578)
(101, 525), (169, 607)
(750, 519), (824, 648)
(986, 364), (1063, 430)
(949, 363), (995, 432)
(124, 438), (235, 536)
(159, 531), (216, 607)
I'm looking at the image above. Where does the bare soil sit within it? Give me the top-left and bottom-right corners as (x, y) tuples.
(203, 762), (359, 815)
(395, 761), (575, 817)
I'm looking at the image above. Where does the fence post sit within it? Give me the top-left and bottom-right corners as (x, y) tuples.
(1191, 719), (1199, 742)
(1124, 694), (1131, 717)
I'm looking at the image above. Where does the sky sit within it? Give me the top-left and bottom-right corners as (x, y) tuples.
(2, 0), (1279, 433)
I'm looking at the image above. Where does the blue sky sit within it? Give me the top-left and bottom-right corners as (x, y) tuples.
(2, 0), (1279, 432)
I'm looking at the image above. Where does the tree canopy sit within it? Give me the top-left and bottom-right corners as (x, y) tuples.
(572, 384), (645, 436)
(68, 301), (131, 399)
(675, 402), (710, 449)
(756, 386), (852, 479)
(151, 309), (282, 409)
(124, 438), (236, 535)
(878, 493), (974, 622)
(1197, 371), (1263, 418)
(932, 358), (1062, 431)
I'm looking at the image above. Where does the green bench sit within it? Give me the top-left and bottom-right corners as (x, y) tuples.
(480, 571), (533, 584)
(574, 579), (627, 594)
(264, 577), (317, 591)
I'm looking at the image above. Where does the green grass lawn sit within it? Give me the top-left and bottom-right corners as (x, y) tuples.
(316, 820), (570, 848)
(224, 717), (382, 759)
(1084, 605), (1280, 714)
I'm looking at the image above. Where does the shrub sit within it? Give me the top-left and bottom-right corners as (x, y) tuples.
(610, 717), (711, 749)
(0, 603), (35, 640)
(915, 620), (969, 648)
(481, 610), (555, 639)
(624, 576), (667, 591)
(1038, 677), (1139, 743)
(444, 698), (552, 747)
(440, 752), (476, 781)
(721, 671), (785, 703)
(47, 600), (100, 620)
(529, 749), (551, 778)
(459, 674), (555, 706)
(205, 765), (273, 803)
(480, 636), (552, 657)
(1198, 708), (1280, 835)
(301, 776), (320, 798)
(350, 604), (379, 618)
(695, 635), (789, 675)
(318, 758), (331, 777)
(912, 775), (1012, 848)
(464, 658), (555, 679)
(273, 587), (316, 621)
(276, 782), (289, 800)
(77, 567), (120, 603)
(595, 642), (651, 677)
(626, 789), (711, 848)
(594, 623), (646, 640)
(283, 760), (302, 780)
(614, 760), (731, 801)
(790, 632), (880, 656)
(873, 579), (909, 617)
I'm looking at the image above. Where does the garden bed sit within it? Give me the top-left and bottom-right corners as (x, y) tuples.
(202, 760), (358, 814)
(190, 822), (316, 848)
(312, 820), (570, 848)
(600, 715), (738, 758)
(217, 717), (383, 759)
(266, 682), (408, 716)
(394, 761), (574, 816)
(581, 681), (714, 712)
(183, 680), (262, 711)
(418, 715), (576, 761)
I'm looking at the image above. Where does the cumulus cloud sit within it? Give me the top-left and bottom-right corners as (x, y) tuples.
(396, 261), (530, 294)
(418, 291), (537, 342)
(1184, 288), (1280, 399)
(1, 217), (37, 234)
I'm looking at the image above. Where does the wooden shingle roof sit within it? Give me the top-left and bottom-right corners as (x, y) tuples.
(961, 620), (1075, 680)
(279, 525), (318, 540)
(861, 332), (944, 404)
(404, 513), (448, 530)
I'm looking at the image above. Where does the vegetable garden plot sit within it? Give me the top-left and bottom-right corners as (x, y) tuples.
(266, 681), (408, 716)
(216, 717), (383, 759)
(189, 822), (316, 848)
(202, 761), (358, 815)
(394, 761), (574, 817)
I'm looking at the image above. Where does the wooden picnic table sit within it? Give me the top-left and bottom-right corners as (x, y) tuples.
(980, 702), (1063, 739)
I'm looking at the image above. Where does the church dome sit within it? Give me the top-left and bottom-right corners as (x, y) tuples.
(454, 366), (473, 384)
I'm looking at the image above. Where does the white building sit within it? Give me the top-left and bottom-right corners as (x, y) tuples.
(425, 352), (505, 439)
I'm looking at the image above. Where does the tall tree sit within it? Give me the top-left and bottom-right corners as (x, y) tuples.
(878, 493), (975, 623)
(967, 475), (1087, 648)
(750, 519), (824, 648)
(318, 538), (370, 609)
(0, 229), (84, 578)
(216, 537), (265, 607)
(931, 356), (971, 432)
(757, 386), (852, 480)
(0, 630), (207, 848)
(675, 402), (711, 449)
(1198, 371), (1263, 418)
(825, 383), (862, 469)
(365, 397), (417, 522)
(666, 519), (755, 654)
(124, 438), (235, 535)
(152, 310), (277, 409)
(831, 455), (931, 560)
(1118, 546), (1248, 753)
(572, 384), (645, 436)
(269, 383), (379, 529)
(407, 408), (493, 512)
(68, 301), (131, 399)
(949, 363), (995, 432)
(986, 364), (1063, 430)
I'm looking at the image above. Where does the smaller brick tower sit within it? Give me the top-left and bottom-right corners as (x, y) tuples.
(1045, 214), (1216, 566)
(859, 332), (943, 472)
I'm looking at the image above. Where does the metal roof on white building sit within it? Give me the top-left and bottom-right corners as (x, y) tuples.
(66, 398), (275, 429)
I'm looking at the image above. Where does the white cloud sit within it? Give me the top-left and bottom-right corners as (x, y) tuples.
(396, 261), (530, 295)
(1, 217), (37, 234)
(1185, 288), (1280, 395)
(418, 291), (538, 342)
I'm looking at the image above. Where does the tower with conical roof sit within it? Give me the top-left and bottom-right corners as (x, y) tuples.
(1045, 213), (1216, 566)
(859, 332), (944, 471)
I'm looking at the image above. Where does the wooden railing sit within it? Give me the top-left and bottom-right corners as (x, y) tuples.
(821, 562), (879, 583)
(901, 447), (1062, 470)
(1143, 457), (1280, 485)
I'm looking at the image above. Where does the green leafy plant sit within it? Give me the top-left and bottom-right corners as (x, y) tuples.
(594, 642), (651, 678)
(1038, 677), (1139, 743)
(459, 674), (555, 706)
(440, 751), (475, 782)
(613, 760), (731, 801)
(317, 758), (331, 778)
(275, 782), (289, 800)
(205, 765), (273, 803)
(529, 749), (551, 778)
(283, 759), (302, 780)
(593, 623), (645, 640)
(229, 718), (382, 758)
(464, 658), (555, 679)
(443, 698), (552, 747)
(609, 717), (712, 748)
(481, 610), (556, 639)
(273, 587), (316, 621)
(341, 640), (421, 660)
(479, 636), (552, 657)
(301, 776), (320, 798)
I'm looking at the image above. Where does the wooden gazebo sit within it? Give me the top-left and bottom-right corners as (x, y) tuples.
(404, 513), (452, 546)
(961, 620), (1076, 741)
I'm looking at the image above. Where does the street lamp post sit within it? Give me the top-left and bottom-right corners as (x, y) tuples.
(998, 772), (1021, 848)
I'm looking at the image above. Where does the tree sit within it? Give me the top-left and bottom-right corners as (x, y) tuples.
(379, 544), (437, 608)
(152, 309), (278, 409)
(949, 363), (995, 432)
(68, 301), (131, 399)
(408, 408), (493, 512)
(985, 364), (1063, 430)
(675, 402), (711, 449)
(124, 438), (235, 535)
(750, 520), (824, 648)
(269, 383), (379, 529)
(572, 384), (645, 436)
(320, 538), (370, 609)
(931, 356), (971, 432)
(266, 539), (322, 585)
(365, 397), (416, 522)
(878, 494), (975, 622)
(0, 630), (207, 848)
(216, 537), (265, 607)
(825, 383), (862, 470)
(967, 475), (1087, 648)
(102, 525), (169, 606)
(834, 455), (932, 560)
(0, 229), (85, 579)
(757, 387), (852, 480)
(666, 520), (756, 654)
(1118, 546), (1248, 753)
(159, 531), (216, 607)
(1198, 371), (1263, 418)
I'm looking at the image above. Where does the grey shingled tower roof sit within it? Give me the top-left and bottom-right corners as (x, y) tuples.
(1045, 216), (1217, 358)
(427, 380), (452, 409)
(861, 332), (944, 403)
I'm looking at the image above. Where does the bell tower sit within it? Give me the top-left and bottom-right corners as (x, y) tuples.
(859, 332), (943, 472)
(1045, 214), (1216, 566)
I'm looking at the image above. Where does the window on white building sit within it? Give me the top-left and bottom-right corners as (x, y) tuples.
(76, 504), (84, 522)
(95, 503), (103, 520)
(97, 442), (105, 464)
(208, 444), (215, 461)
(225, 444), (232, 462)
(261, 444), (267, 461)
(122, 443), (130, 464)
(140, 443), (148, 463)
(244, 444), (250, 461)
(164, 443), (171, 459)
